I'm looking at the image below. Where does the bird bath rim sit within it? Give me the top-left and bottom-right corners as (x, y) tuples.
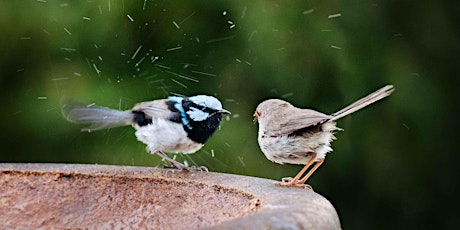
(0, 163), (341, 229)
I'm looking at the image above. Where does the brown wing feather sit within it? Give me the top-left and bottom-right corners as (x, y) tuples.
(264, 107), (332, 137)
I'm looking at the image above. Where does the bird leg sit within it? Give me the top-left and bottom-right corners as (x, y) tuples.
(276, 152), (317, 188)
(298, 158), (324, 185)
(155, 151), (188, 170)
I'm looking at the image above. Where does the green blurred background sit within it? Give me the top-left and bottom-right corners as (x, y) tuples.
(1, 0), (459, 229)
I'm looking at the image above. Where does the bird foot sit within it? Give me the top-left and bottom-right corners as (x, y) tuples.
(161, 163), (181, 169)
(161, 163), (208, 172)
(276, 178), (313, 190)
(186, 165), (209, 172)
(160, 161), (188, 171)
(281, 177), (295, 183)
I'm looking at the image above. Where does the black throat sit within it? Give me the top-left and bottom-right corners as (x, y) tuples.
(184, 113), (223, 144)
(177, 98), (224, 144)
(133, 100), (224, 144)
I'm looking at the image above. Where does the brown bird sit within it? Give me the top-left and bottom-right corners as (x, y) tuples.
(253, 85), (394, 188)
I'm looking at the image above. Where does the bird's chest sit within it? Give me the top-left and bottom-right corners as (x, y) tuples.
(257, 122), (338, 164)
(135, 119), (203, 154)
(258, 134), (313, 154)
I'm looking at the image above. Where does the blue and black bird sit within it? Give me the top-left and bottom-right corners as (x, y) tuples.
(62, 95), (230, 170)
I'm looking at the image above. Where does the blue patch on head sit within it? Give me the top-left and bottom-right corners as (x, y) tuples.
(189, 95), (223, 111)
(168, 96), (192, 129)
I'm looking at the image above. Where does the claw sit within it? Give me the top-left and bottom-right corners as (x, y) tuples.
(276, 153), (324, 189)
(275, 181), (313, 190)
(186, 165), (209, 172)
(159, 159), (208, 172)
(281, 177), (295, 183)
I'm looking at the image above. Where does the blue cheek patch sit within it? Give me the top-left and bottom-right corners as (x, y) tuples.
(187, 107), (209, 121)
(168, 96), (192, 130)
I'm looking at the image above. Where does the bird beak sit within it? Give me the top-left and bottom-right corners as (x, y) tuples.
(219, 109), (231, 114)
(253, 111), (260, 123)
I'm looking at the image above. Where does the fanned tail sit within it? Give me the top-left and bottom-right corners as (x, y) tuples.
(61, 97), (133, 132)
(331, 85), (394, 121)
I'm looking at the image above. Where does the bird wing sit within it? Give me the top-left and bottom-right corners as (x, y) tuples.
(131, 99), (172, 120)
(263, 108), (332, 137)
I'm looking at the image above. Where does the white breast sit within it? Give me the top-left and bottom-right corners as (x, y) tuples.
(258, 121), (339, 165)
(135, 118), (203, 154)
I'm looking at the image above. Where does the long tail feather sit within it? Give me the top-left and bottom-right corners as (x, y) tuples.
(331, 85), (394, 121)
(61, 97), (133, 132)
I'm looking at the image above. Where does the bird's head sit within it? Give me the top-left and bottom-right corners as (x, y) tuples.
(253, 99), (293, 124)
(168, 95), (230, 144)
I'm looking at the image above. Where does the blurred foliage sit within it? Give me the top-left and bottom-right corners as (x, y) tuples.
(1, 0), (459, 229)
